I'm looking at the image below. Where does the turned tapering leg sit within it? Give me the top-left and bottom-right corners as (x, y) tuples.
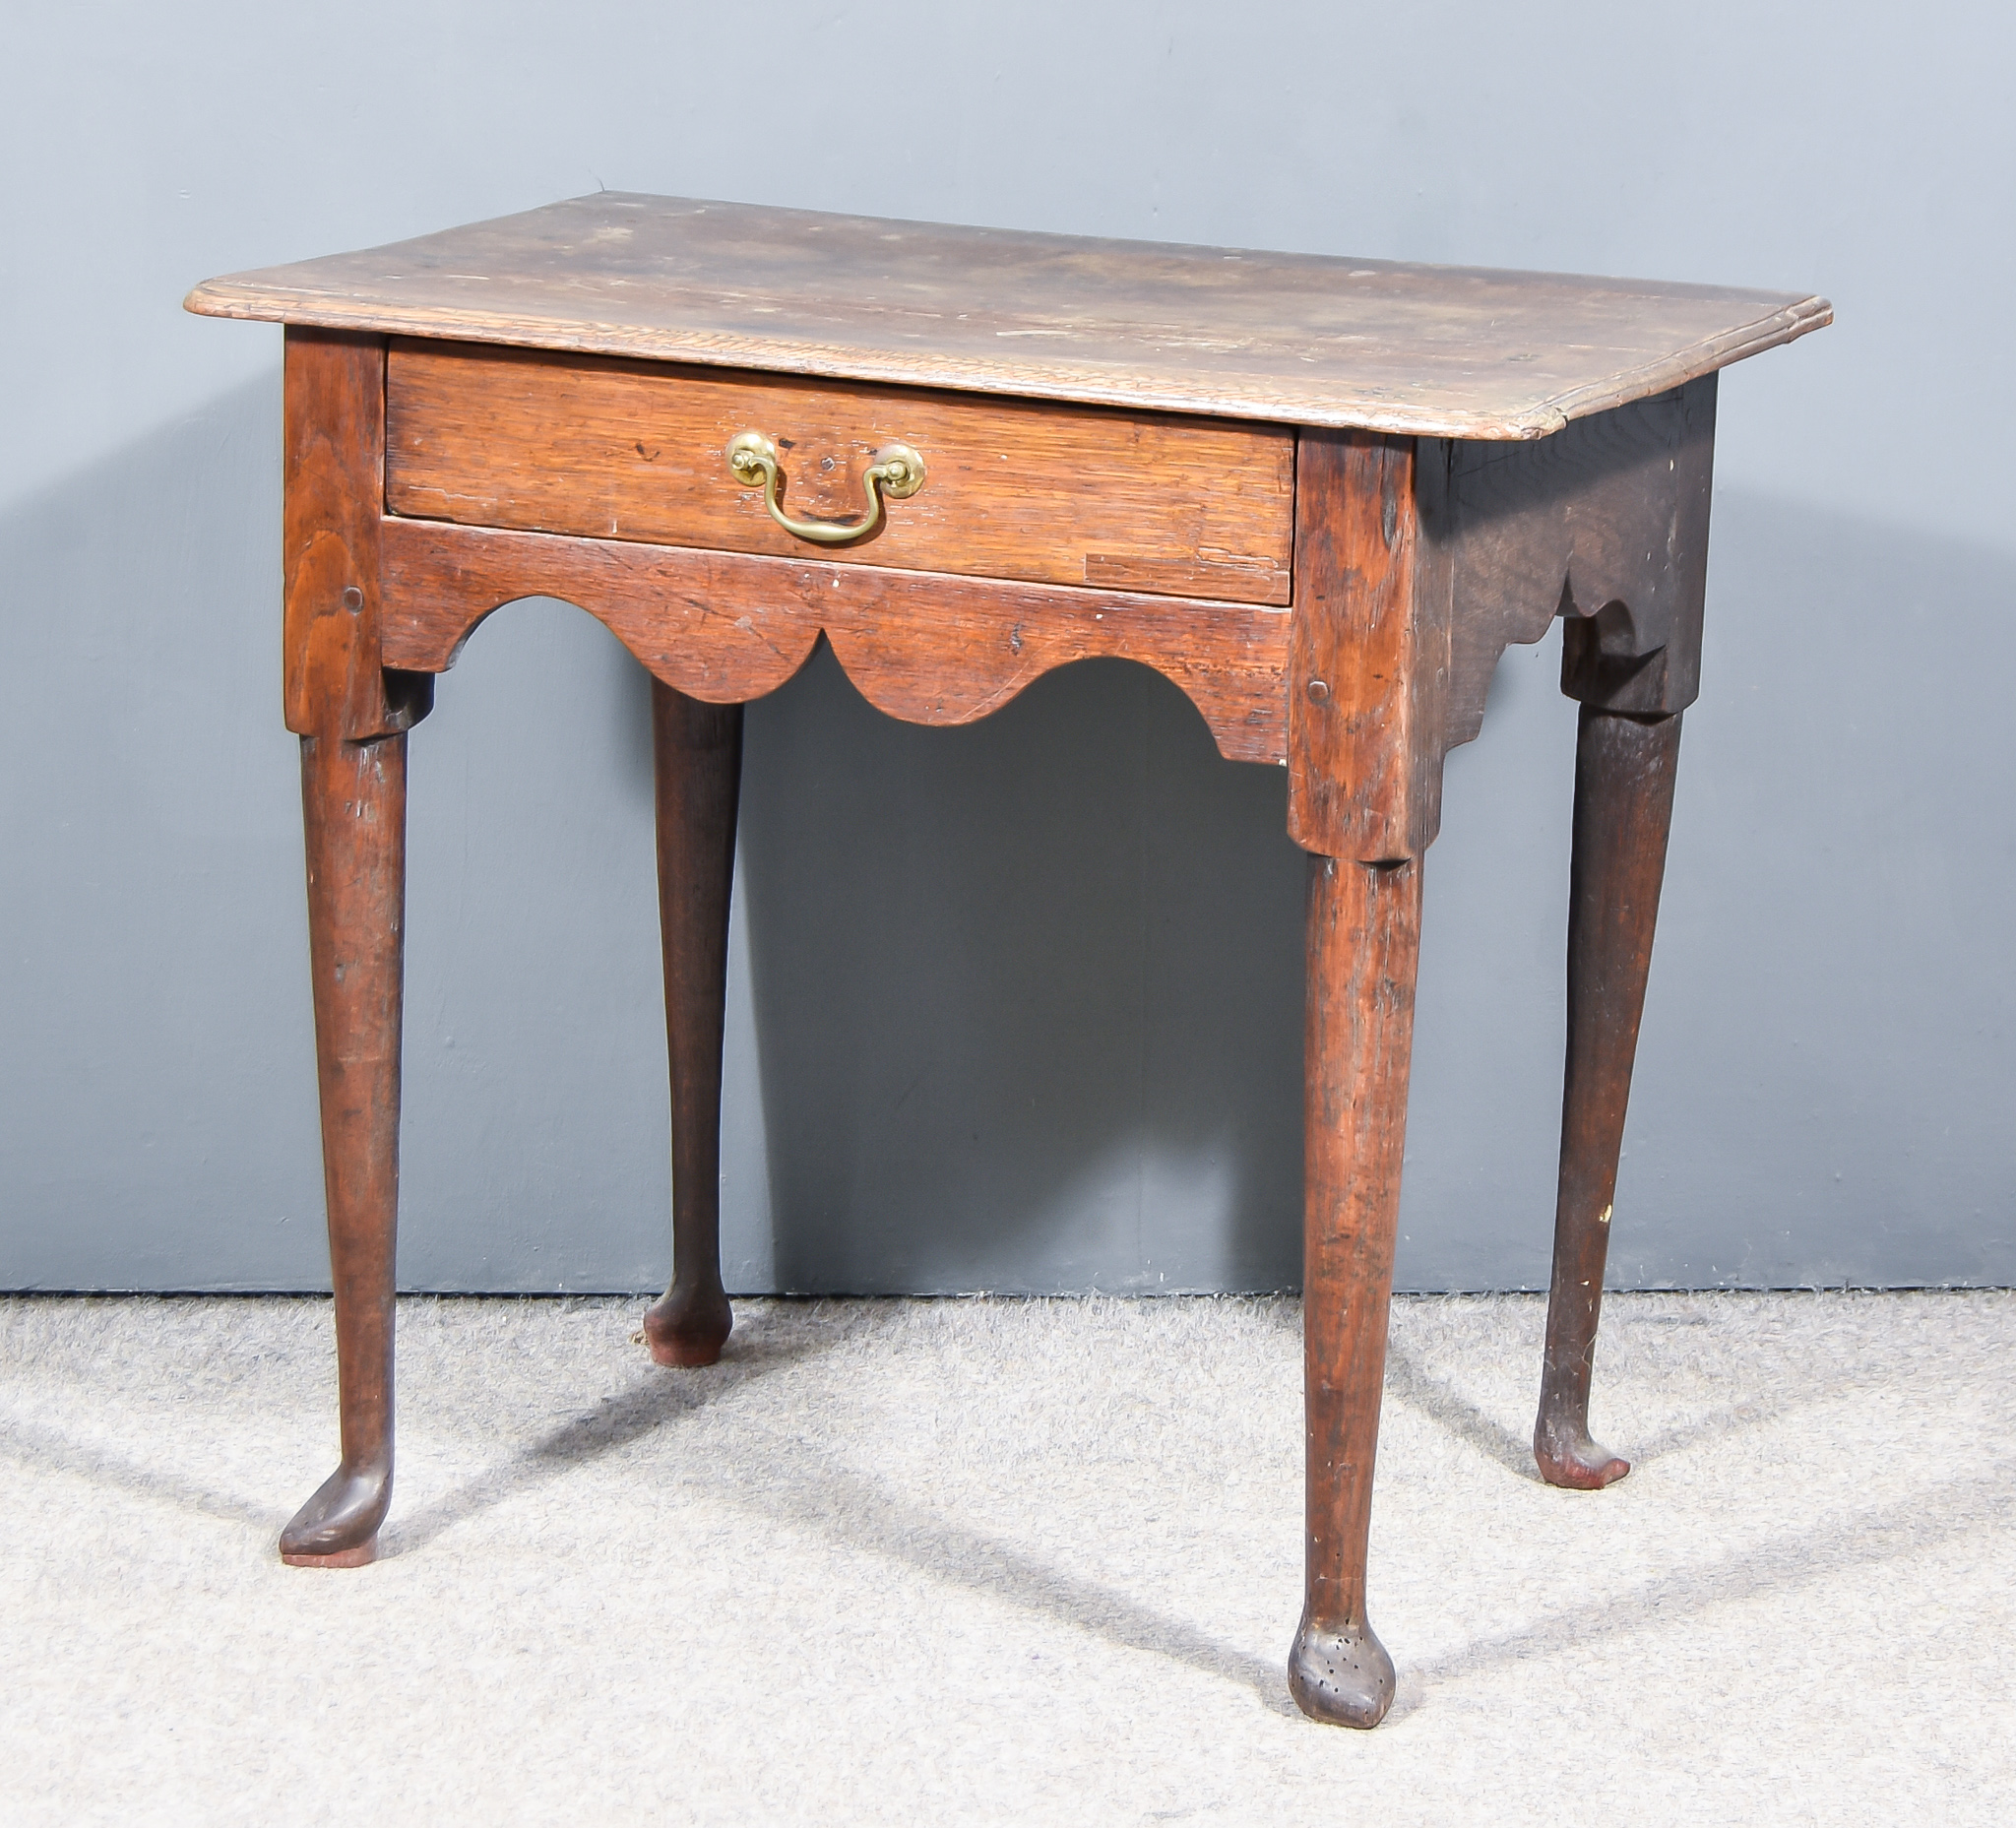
(1534, 707), (1683, 1489)
(1290, 853), (1423, 1730)
(282, 731), (409, 1567)
(642, 680), (744, 1367)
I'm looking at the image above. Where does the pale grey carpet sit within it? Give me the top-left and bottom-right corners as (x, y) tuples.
(3, 1292), (2011, 1825)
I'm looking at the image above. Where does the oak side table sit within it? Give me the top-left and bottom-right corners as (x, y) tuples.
(186, 196), (1829, 1729)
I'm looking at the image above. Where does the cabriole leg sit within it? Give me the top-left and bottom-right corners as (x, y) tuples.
(282, 731), (408, 1567)
(1289, 853), (1423, 1730)
(1535, 706), (1682, 1489)
(642, 681), (744, 1367)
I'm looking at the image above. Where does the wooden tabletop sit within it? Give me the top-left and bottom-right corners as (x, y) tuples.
(187, 194), (1829, 440)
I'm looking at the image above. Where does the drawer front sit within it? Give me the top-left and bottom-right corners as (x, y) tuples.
(384, 341), (1294, 605)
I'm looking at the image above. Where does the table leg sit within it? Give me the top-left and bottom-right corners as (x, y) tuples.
(643, 681), (743, 1367)
(1534, 706), (1682, 1489)
(1290, 852), (1422, 1729)
(281, 731), (408, 1567)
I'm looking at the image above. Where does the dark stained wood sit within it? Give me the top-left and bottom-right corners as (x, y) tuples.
(1285, 424), (1441, 1727)
(276, 323), (423, 1569)
(385, 341), (1294, 604)
(283, 328), (431, 741)
(188, 194), (1830, 439)
(376, 517), (1293, 764)
(1554, 380), (1717, 715)
(1290, 852), (1422, 1730)
(1288, 380), (1717, 861)
(643, 683), (742, 1368)
(204, 200), (1831, 1725)
(280, 730), (408, 1567)
(1287, 431), (1446, 861)
(1535, 708), (1684, 1489)
(1422, 375), (1718, 733)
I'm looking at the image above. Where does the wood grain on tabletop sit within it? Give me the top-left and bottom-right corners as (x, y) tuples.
(185, 193), (1831, 438)
(385, 340), (1294, 604)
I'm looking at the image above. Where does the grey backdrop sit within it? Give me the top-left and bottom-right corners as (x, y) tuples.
(3, 4), (2011, 1294)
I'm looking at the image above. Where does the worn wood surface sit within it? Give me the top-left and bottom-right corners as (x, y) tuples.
(188, 194), (1829, 439)
(280, 731), (408, 1568)
(643, 683), (742, 1369)
(1553, 381), (1717, 714)
(377, 518), (1292, 763)
(386, 341), (1294, 604)
(1282, 381), (1718, 861)
(1287, 432), (1445, 861)
(1425, 376), (1719, 729)
(220, 206), (1832, 1726)
(1535, 708), (1683, 1489)
(283, 331), (429, 740)
(1290, 853), (1422, 1729)
(277, 326), (422, 1569)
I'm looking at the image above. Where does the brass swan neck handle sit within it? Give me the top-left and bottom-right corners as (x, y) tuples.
(725, 431), (925, 545)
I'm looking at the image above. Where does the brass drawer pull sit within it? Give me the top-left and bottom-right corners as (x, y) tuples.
(726, 431), (925, 545)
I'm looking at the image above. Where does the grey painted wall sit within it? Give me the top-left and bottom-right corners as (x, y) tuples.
(3, 3), (2011, 1293)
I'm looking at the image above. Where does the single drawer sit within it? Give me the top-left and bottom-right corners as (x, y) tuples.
(383, 341), (1294, 605)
